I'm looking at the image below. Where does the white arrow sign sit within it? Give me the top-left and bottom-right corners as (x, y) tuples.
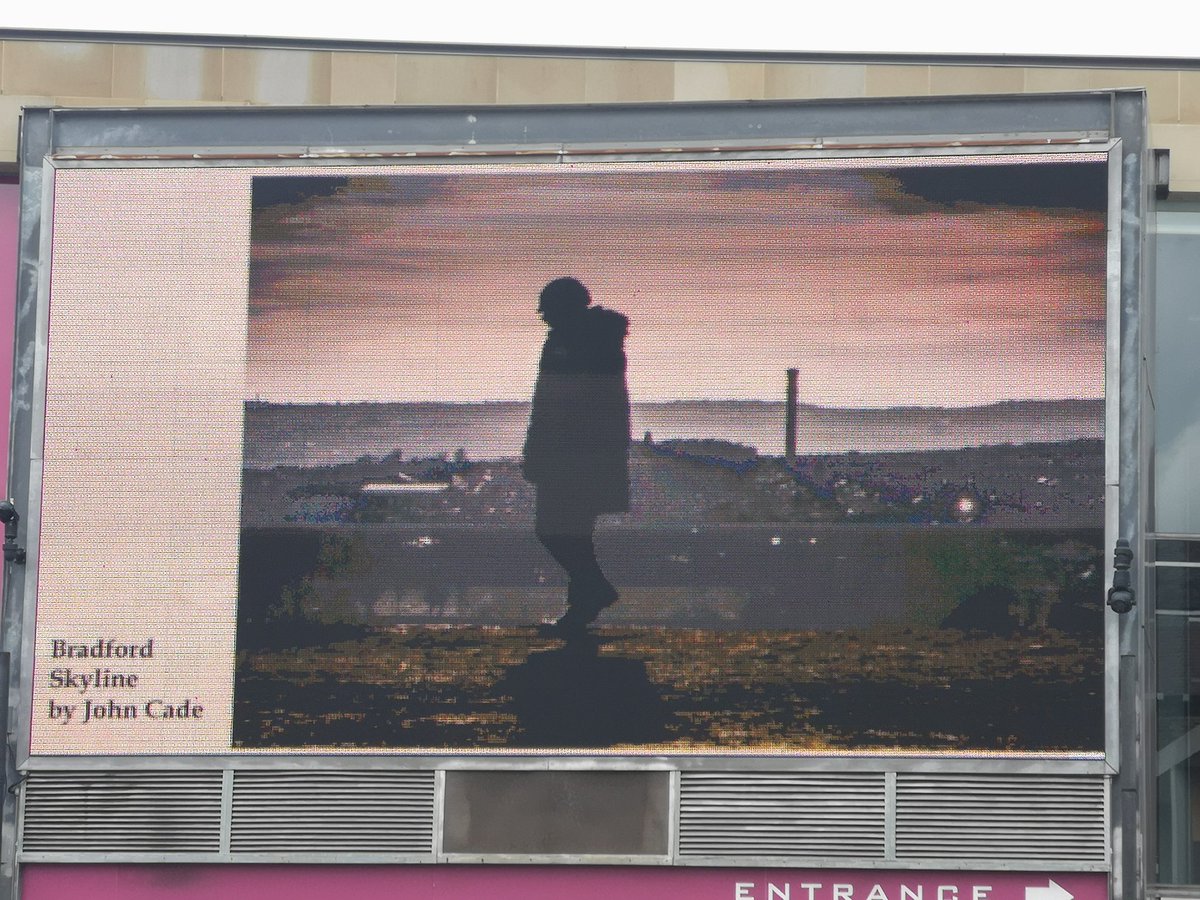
(1026, 881), (1073, 900)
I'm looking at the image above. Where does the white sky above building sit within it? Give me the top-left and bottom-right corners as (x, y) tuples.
(2, 0), (1192, 59)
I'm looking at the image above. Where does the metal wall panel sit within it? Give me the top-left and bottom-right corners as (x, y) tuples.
(678, 772), (886, 858)
(230, 770), (435, 854)
(895, 774), (1107, 862)
(19, 766), (1108, 868)
(21, 771), (222, 853)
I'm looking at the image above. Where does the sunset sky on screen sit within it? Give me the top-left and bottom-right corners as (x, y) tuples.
(247, 156), (1107, 408)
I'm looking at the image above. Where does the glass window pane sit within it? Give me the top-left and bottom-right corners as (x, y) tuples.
(1154, 211), (1200, 533)
(1157, 541), (1200, 564)
(1157, 566), (1200, 612)
(1156, 607), (1200, 881)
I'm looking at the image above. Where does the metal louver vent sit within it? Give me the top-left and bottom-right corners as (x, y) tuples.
(896, 774), (1106, 861)
(230, 770), (436, 854)
(22, 770), (222, 852)
(679, 772), (886, 857)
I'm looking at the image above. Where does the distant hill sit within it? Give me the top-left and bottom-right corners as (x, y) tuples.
(243, 398), (1104, 470)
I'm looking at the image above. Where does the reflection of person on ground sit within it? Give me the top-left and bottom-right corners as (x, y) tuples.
(523, 277), (631, 637)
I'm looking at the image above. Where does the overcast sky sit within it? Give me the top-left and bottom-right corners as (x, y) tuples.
(3, 0), (1193, 59)
(247, 156), (1107, 408)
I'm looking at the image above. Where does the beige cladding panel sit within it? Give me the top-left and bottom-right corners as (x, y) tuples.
(496, 56), (586, 103)
(929, 66), (1025, 95)
(331, 52), (398, 105)
(395, 54), (498, 104)
(764, 63), (867, 100)
(1179, 72), (1200, 124)
(864, 65), (936, 97)
(863, 65), (931, 97)
(583, 59), (675, 103)
(673, 61), (765, 101)
(112, 45), (223, 102)
(221, 48), (332, 105)
(2, 41), (113, 97)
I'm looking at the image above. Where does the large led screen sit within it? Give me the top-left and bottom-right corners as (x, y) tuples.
(31, 154), (1108, 755)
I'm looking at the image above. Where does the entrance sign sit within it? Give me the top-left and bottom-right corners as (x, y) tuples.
(18, 866), (1110, 900)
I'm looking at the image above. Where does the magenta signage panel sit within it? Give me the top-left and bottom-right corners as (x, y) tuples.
(21, 866), (1107, 900)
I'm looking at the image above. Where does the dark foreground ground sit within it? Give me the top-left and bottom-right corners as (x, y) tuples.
(233, 623), (1103, 753)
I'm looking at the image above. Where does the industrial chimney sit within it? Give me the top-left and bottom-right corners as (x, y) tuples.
(785, 368), (798, 466)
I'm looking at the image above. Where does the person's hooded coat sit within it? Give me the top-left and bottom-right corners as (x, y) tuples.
(522, 305), (631, 514)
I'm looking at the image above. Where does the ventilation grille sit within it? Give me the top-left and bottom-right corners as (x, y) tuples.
(22, 770), (222, 852)
(230, 770), (435, 853)
(679, 772), (886, 857)
(19, 766), (1108, 864)
(896, 774), (1107, 861)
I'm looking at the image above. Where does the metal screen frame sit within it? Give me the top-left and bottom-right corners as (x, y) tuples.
(1, 91), (1151, 898)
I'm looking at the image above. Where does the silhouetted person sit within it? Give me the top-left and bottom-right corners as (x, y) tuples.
(523, 277), (631, 637)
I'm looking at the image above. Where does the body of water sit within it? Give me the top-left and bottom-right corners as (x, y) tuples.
(243, 399), (1104, 469)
